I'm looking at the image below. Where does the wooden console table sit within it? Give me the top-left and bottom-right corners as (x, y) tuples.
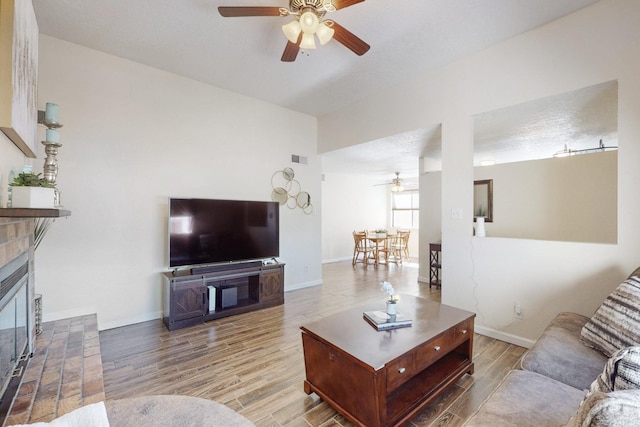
(300, 295), (474, 427)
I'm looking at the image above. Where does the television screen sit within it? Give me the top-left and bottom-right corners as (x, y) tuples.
(169, 198), (279, 268)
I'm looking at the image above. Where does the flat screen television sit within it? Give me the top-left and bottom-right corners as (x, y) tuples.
(168, 198), (279, 268)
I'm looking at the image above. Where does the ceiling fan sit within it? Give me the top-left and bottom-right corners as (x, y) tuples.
(218, 0), (371, 62)
(375, 172), (406, 192)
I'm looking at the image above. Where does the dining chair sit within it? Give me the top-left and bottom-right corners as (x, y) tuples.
(380, 234), (402, 265)
(395, 230), (411, 260)
(352, 231), (374, 265)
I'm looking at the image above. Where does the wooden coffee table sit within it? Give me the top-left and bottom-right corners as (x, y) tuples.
(300, 295), (475, 427)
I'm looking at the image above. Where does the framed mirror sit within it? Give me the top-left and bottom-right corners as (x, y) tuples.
(474, 179), (493, 222)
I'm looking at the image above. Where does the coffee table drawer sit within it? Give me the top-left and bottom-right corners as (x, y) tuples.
(415, 331), (454, 370)
(387, 352), (415, 391)
(454, 318), (473, 345)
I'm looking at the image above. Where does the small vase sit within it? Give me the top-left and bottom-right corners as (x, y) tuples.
(475, 217), (486, 237)
(386, 301), (397, 316)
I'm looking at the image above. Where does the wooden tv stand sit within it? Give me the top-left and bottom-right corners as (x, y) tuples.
(300, 295), (474, 427)
(162, 261), (284, 330)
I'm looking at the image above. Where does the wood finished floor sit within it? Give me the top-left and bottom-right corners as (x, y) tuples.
(99, 261), (526, 426)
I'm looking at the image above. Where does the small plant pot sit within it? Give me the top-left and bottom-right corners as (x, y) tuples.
(11, 187), (55, 208)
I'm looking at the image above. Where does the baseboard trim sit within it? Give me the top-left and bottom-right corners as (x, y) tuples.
(322, 257), (351, 264)
(475, 325), (536, 349)
(42, 305), (98, 325)
(100, 311), (162, 331)
(285, 279), (322, 292)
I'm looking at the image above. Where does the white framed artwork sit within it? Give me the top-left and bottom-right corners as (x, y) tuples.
(0, 0), (39, 158)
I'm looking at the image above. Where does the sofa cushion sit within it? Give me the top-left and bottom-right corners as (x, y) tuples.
(590, 346), (640, 393)
(628, 266), (640, 279)
(581, 276), (640, 357)
(566, 390), (640, 427)
(463, 370), (585, 427)
(521, 312), (607, 390)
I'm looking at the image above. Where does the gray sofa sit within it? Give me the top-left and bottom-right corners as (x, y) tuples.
(465, 266), (640, 427)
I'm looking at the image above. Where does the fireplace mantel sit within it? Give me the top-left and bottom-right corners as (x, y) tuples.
(0, 208), (71, 218)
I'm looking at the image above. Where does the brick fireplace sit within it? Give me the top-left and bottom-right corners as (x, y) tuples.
(0, 218), (36, 417)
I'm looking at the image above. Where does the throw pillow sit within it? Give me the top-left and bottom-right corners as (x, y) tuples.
(580, 276), (640, 357)
(566, 390), (640, 427)
(590, 346), (640, 393)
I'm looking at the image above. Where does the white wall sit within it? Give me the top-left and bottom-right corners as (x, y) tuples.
(320, 172), (422, 264)
(418, 172), (442, 282)
(318, 0), (640, 347)
(21, 35), (321, 330)
(321, 173), (387, 262)
(474, 152), (617, 243)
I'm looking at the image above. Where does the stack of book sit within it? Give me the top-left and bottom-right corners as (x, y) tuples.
(363, 310), (412, 331)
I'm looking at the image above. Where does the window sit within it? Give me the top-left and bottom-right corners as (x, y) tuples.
(392, 191), (419, 228)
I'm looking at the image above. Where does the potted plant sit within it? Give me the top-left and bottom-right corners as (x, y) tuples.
(381, 281), (398, 315)
(9, 172), (56, 209)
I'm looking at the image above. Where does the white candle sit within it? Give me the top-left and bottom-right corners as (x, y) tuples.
(44, 103), (59, 123)
(46, 129), (59, 143)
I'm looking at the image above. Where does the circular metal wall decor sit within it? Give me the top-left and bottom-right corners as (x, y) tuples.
(270, 167), (313, 214)
(282, 167), (295, 181)
(271, 187), (288, 205)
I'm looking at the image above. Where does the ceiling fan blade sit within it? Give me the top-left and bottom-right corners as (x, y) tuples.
(281, 40), (300, 62)
(330, 21), (370, 56)
(218, 6), (283, 17)
(331, 0), (365, 10)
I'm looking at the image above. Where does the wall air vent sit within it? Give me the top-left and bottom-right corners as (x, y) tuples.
(291, 154), (308, 164)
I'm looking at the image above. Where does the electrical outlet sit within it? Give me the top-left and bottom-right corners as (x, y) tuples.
(304, 265), (308, 273)
(451, 208), (463, 219)
(514, 304), (523, 320)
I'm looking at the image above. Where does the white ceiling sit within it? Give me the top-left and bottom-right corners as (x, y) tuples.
(32, 0), (604, 182)
(473, 80), (618, 166)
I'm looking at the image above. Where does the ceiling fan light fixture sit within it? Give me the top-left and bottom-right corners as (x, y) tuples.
(282, 20), (302, 43)
(316, 21), (334, 45)
(300, 32), (317, 49)
(299, 10), (319, 34)
(322, 0), (337, 12)
(391, 184), (405, 193)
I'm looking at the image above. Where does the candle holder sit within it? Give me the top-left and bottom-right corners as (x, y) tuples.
(37, 105), (64, 207)
(41, 141), (62, 206)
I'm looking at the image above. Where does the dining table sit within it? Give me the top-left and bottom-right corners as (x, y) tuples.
(366, 234), (394, 265)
